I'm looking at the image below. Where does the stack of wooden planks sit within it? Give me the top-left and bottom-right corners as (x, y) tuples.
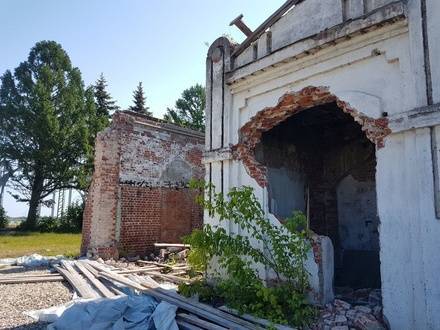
(94, 261), (293, 330)
(0, 272), (64, 285)
(1, 259), (293, 329)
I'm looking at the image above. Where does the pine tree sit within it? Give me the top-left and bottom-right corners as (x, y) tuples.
(129, 82), (151, 115)
(94, 73), (119, 118)
(0, 41), (103, 229)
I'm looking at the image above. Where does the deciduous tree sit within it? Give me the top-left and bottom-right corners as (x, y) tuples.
(164, 84), (205, 132)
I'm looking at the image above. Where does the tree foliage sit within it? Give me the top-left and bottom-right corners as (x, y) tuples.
(164, 84), (205, 132)
(0, 41), (106, 229)
(94, 73), (119, 118)
(129, 82), (151, 115)
(37, 203), (84, 233)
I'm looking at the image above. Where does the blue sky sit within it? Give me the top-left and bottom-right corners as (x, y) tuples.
(1, 0), (285, 115)
(1, 0), (286, 217)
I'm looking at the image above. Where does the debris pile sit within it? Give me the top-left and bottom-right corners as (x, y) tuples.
(313, 288), (386, 330)
(0, 250), (294, 329)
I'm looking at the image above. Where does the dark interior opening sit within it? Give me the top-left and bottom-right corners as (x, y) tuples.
(255, 102), (381, 290)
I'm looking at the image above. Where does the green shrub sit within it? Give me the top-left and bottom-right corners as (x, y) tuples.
(178, 280), (218, 305)
(0, 206), (8, 229)
(180, 181), (316, 327)
(58, 203), (84, 233)
(37, 203), (84, 233)
(37, 216), (60, 233)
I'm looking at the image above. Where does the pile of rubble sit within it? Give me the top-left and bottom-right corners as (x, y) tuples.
(313, 288), (386, 330)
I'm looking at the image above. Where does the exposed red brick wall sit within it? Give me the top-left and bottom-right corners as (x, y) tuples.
(116, 186), (202, 257)
(160, 189), (201, 242)
(82, 111), (204, 259)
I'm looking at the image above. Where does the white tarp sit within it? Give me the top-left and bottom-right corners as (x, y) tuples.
(0, 253), (65, 267)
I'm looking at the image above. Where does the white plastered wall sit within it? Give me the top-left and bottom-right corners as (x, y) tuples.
(206, 0), (440, 327)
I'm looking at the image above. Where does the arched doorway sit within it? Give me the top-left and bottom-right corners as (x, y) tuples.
(234, 86), (391, 292)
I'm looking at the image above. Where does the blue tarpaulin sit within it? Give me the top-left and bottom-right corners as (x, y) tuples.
(47, 294), (178, 330)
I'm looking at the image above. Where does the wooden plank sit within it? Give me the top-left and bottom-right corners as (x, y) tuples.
(141, 271), (191, 284)
(177, 313), (228, 330)
(75, 262), (115, 298)
(218, 306), (294, 330)
(78, 260), (100, 277)
(169, 271), (188, 276)
(150, 287), (262, 330)
(137, 278), (261, 329)
(126, 274), (160, 289)
(99, 271), (255, 330)
(54, 265), (93, 298)
(116, 267), (163, 275)
(0, 273), (60, 279)
(55, 262), (99, 299)
(154, 243), (191, 248)
(136, 260), (169, 268)
(176, 319), (204, 330)
(0, 276), (64, 284)
(79, 260), (125, 296)
(84, 260), (118, 273)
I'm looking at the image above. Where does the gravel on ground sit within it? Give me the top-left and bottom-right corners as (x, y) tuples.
(0, 267), (72, 330)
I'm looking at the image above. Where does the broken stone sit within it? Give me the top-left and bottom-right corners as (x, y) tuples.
(354, 313), (385, 330)
(369, 289), (382, 306)
(346, 309), (358, 320)
(326, 302), (335, 311)
(176, 249), (189, 260)
(322, 312), (333, 319)
(337, 310), (347, 317)
(334, 299), (351, 310)
(331, 326), (349, 330)
(372, 306), (382, 320)
(335, 315), (348, 324)
(159, 248), (169, 259)
(355, 305), (372, 314)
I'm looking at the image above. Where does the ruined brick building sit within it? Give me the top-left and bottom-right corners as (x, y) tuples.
(81, 111), (204, 259)
(205, 0), (440, 329)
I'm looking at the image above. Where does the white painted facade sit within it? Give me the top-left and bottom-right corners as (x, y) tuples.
(204, 1), (440, 329)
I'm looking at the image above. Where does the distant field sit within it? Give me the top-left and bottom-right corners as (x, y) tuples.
(0, 232), (82, 258)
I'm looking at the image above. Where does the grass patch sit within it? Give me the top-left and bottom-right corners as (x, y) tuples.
(0, 232), (81, 258)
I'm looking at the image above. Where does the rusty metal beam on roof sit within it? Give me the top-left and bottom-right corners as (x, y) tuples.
(232, 0), (305, 57)
(230, 14), (253, 37)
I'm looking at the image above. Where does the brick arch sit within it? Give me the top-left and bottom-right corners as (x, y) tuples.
(232, 86), (391, 187)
